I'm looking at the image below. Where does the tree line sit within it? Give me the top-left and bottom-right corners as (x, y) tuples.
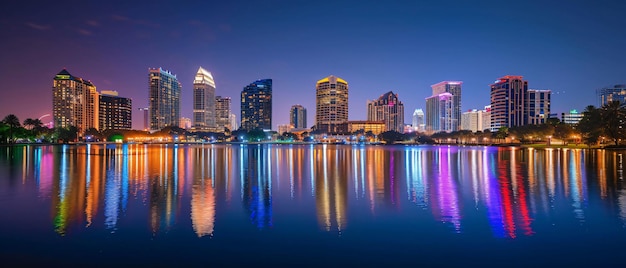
(1, 100), (624, 146)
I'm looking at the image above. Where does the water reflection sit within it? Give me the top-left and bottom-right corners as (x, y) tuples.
(2, 144), (626, 239)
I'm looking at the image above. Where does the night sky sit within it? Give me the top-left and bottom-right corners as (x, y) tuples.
(1, 0), (625, 130)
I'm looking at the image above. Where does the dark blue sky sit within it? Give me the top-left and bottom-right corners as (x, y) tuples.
(1, 0), (624, 130)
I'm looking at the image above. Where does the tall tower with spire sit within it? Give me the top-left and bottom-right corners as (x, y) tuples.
(193, 66), (216, 131)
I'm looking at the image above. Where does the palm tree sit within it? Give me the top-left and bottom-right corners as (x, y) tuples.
(2, 114), (21, 143)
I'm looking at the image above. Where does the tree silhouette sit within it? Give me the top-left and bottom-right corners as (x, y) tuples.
(2, 114), (21, 143)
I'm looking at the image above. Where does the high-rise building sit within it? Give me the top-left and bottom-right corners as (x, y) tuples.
(149, 68), (181, 131)
(241, 79), (272, 131)
(431, 81), (462, 129)
(52, 69), (99, 135)
(461, 109), (484, 132)
(482, 105), (491, 131)
(412, 109), (425, 132)
(367, 91), (404, 132)
(290, 104), (307, 129)
(597, 84), (626, 106)
(138, 107), (149, 131)
(316, 75), (349, 134)
(526, 89), (551, 125)
(490, 75), (528, 131)
(192, 67), (216, 131)
(215, 96), (232, 132)
(99, 90), (132, 131)
(425, 93), (455, 133)
(229, 113), (238, 131)
(562, 109), (584, 125)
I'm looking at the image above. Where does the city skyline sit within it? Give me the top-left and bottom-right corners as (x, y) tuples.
(1, 1), (625, 130)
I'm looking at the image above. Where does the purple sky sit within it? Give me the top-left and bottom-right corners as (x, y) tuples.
(1, 0), (625, 130)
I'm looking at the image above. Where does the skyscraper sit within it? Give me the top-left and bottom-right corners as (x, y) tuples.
(241, 79), (272, 131)
(412, 109), (425, 132)
(367, 91), (404, 132)
(431, 81), (462, 129)
(52, 69), (99, 135)
(149, 68), (181, 131)
(490, 75), (528, 131)
(526, 89), (551, 125)
(99, 90), (132, 131)
(215, 96), (232, 132)
(316, 75), (348, 133)
(597, 84), (626, 106)
(290, 104), (307, 129)
(425, 93), (454, 133)
(192, 67), (216, 131)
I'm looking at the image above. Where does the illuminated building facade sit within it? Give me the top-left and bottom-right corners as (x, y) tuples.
(52, 69), (99, 135)
(316, 75), (348, 133)
(461, 109), (484, 132)
(192, 67), (216, 131)
(215, 96), (232, 132)
(412, 109), (425, 132)
(149, 67), (181, 131)
(290, 104), (307, 129)
(597, 84), (626, 106)
(562, 109), (584, 125)
(431, 81), (462, 130)
(526, 89), (551, 125)
(241, 79), (272, 130)
(347, 120), (385, 135)
(425, 93), (455, 133)
(98, 90), (132, 131)
(367, 91), (405, 132)
(490, 75), (528, 131)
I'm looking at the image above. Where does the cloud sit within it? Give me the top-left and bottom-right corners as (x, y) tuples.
(77, 29), (93, 36)
(112, 14), (130, 21)
(25, 22), (51, 31)
(86, 20), (100, 27)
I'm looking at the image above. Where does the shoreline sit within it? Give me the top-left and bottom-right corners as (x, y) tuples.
(1, 141), (624, 149)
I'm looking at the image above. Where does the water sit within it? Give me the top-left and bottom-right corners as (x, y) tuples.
(1, 144), (625, 266)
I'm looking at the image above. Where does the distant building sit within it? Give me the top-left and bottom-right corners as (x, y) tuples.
(425, 93), (455, 133)
(215, 96), (232, 132)
(367, 91), (404, 132)
(482, 105), (491, 132)
(138, 107), (149, 131)
(52, 69), (99, 135)
(99, 90), (132, 131)
(490, 75), (527, 131)
(316, 75), (349, 133)
(241, 79), (272, 130)
(597, 84), (626, 106)
(461, 109), (484, 132)
(526, 89), (551, 125)
(278, 124), (293, 135)
(179, 117), (192, 129)
(347, 121), (385, 135)
(412, 109), (425, 132)
(562, 109), (584, 125)
(149, 67), (181, 131)
(431, 81), (462, 130)
(229, 113), (238, 131)
(290, 104), (307, 129)
(192, 67), (216, 131)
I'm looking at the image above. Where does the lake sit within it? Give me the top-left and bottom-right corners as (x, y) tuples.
(1, 144), (625, 266)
